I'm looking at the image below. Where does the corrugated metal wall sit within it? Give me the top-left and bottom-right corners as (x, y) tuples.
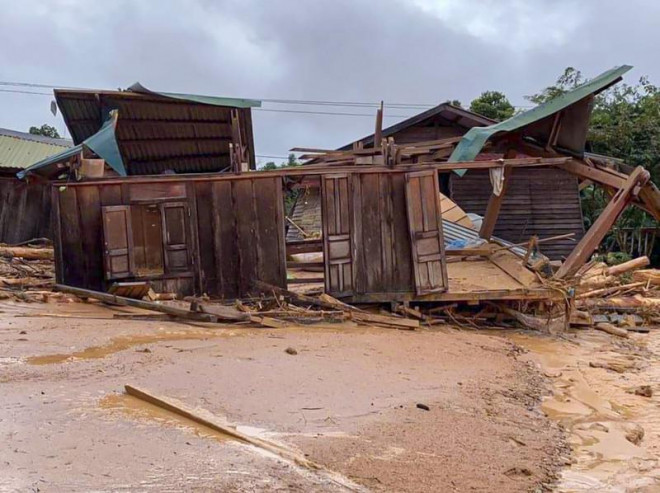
(0, 176), (52, 244)
(450, 167), (584, 260)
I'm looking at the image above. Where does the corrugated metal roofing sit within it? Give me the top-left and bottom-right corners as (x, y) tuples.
(0, 128), (72, 170)
(54, 85), (258, 174)
(449, 65), (632, 170)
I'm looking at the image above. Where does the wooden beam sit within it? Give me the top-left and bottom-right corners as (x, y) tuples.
(54, 284), (218, 322)
(374, 101), (383, 150)
(554, 166), (650, 279)
(57, 157), (573, 187)
(479, 165), (513, 240)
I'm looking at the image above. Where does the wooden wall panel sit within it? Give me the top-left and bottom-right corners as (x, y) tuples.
(194, 181), (216, 294)
(450, 168), (585, 260)
(326, 172), (415, 299)
(76, 186), (104, 290)
(210, 180), (239, 298)
(0, 177), (52, 244)
(57, 187), (85, 287)
(254, 177), (287, 288)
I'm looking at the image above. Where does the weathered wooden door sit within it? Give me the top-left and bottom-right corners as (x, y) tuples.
(404, 170), (448, 295)
(160, 202), (191, 273)
(322, 174), (354, 296)
(101, 205), (135, 280)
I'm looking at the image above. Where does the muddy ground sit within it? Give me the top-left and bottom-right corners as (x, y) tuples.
(1, 299), (568, 492)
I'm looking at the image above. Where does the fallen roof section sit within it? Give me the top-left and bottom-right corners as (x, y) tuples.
(17, 111), (125, 179)
(449, 65), (633, 169)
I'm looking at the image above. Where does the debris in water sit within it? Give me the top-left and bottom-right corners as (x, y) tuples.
(285, 347), (298, 355)
(416, 403), (430, 411)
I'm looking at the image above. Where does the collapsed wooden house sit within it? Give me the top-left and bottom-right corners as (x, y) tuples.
(0, 128), (72, 243)
(288, 103), (585, 260)
(21, 65), (660, 305)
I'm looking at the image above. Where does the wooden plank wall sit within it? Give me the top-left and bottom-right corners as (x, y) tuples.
(350, 173), (413, 294)
(450, 167), (585, 259)
(53, 175), (286, 299)
(194, 175), (287, 298)
(0, 176), (52, 244)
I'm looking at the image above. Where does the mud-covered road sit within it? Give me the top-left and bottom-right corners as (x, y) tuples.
(0, 300), (566, 491)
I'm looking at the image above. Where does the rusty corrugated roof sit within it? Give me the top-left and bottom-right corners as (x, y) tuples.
(54, 85), (259, 175)
(0, 128), (72, 170)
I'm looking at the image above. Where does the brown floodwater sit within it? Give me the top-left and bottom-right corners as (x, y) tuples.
(26, 329), (227, 365)
(508, 330), (660, 491)
(99, 393), (232, 442)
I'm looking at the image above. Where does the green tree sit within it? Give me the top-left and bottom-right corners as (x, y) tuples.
(445, 99), (462, 108)
(469, 91), (515, 121)
(29, 124), (61, 139)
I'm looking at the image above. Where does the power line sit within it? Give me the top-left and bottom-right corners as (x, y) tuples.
(0, 88), (52, 96)
(254, 108), (412, 118)
(0, 80), (435, 110)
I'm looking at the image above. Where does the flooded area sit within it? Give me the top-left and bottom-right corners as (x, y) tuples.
(0, 300), (566, 492)
(508, 329), (660, 492)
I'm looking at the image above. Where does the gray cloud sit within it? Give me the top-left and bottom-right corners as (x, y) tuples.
(0, 0), (657, 165)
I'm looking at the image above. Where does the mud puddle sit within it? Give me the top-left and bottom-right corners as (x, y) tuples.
(100, 393), (232, 442)
(27, 329), (227, 365)
(508, 331), (660, 491)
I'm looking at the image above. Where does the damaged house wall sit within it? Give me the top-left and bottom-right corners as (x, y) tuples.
(51, 174), (286, 298)
(0, 128), (72, 243)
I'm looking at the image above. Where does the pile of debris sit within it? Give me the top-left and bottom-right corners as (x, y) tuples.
(0, 241), (62, 302)
(570, 256), (660, 336)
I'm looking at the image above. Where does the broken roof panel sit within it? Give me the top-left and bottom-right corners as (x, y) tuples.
(449, 65), (633, 171)
(17, 111), (125, 179)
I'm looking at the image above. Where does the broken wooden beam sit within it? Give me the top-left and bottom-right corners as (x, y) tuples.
(555, 166), (650, 279)
(252, 280), (339, 311)
(605, 256), (650, 277)
(479, 165), (513, 240)
(54, 284), (218, 322)
(0, 246), (54, 260)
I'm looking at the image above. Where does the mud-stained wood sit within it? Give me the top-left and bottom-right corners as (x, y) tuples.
(76, 186), (104, 290)
(234, 179), (258, 296)
(101, 205), (135, 280)
(128, 182), (186, 201)
(194, 181), (215, 294)
(322, 174), (354, 297)
(405, 170), (448, 295)
(211, 180), (239, 298)
(58, 187), (86, 286)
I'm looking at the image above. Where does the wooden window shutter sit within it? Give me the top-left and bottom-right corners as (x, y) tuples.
(322, 174), (354, 296)
(102, 205), (135, 280)
(160, 202), (190, 273)
(404, 170), (448, 295)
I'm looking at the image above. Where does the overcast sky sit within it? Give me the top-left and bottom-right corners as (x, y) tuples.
(1, 0), (658, 165)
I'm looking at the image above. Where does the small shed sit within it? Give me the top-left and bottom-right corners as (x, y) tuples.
(0, 128), (72, 243)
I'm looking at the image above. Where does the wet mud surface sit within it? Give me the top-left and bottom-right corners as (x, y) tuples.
(1, 300), (566, 491)
(508, 329), (660, 492)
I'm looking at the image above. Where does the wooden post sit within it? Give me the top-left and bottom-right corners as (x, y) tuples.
(374, 100), (383, 150)
(479, 164), (513, 240)
(554, 166), (650, 279)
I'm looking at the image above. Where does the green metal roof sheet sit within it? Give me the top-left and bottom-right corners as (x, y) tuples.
(128, 82), (261, 108)
(449, 65), (633, 174)
(0, 130), (71, 170)
(17, 111), (126, 179)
